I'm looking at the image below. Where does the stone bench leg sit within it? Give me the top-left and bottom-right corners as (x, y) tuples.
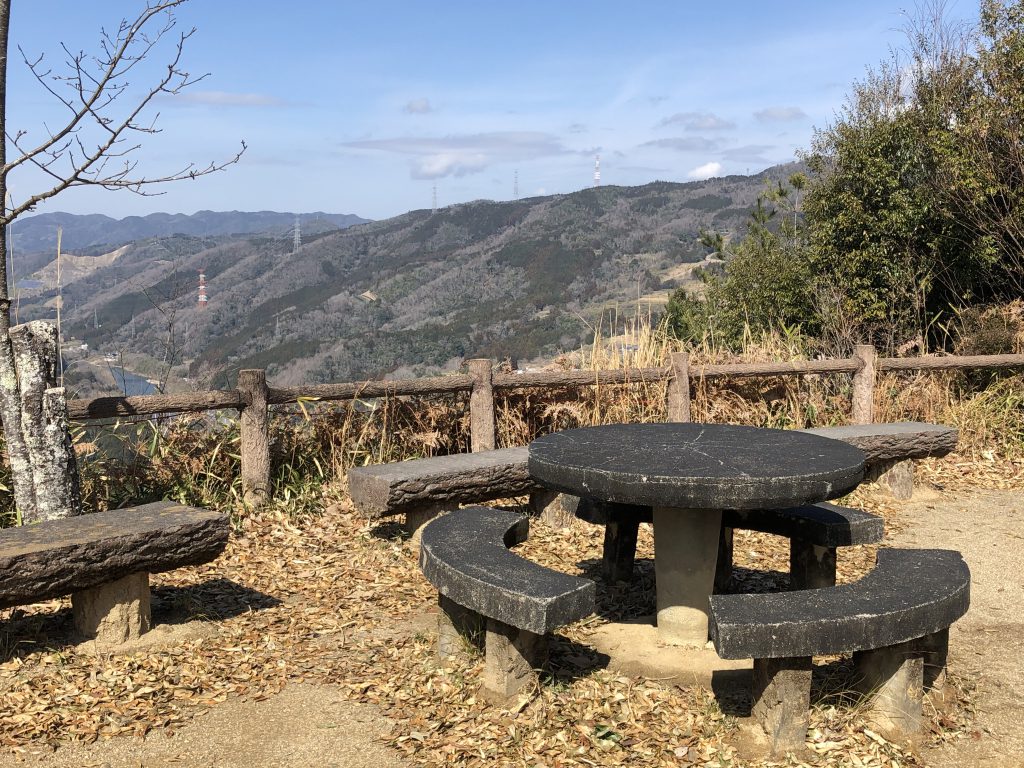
(752, 656), (812, 756)
(789, 541), (837, 590)
(918, 628), (950, 703)
(713, 526), (734, 593)
(72, 572), (151, 645)
(437, 594), (484, 659)
(603, 504), (641, 583)
(867, 459), (915, 500)
(482, 618), (548, 702)
(854, 639), (924, 739)
(529, 490), (579, 528)
(404, 503), (445, 542)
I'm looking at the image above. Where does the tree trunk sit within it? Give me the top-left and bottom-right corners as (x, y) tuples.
(10, 322), (81, 521)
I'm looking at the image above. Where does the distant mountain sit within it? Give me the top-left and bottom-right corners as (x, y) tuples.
(23, 164), (800, 389)
(10, 210), (370, 254)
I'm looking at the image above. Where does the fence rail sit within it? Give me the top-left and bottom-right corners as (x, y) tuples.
(66, 346), (1024, 505)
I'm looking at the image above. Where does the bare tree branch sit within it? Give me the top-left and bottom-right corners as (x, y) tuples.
(1, 0), (245, 225)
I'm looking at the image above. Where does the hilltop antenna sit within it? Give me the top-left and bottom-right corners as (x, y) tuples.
(198, 269), (208, 309)
(593, 155), (601, 187)
(432, 183), (437, 214)
(514, 169), (519, 200)
(292, 216), (301, 253)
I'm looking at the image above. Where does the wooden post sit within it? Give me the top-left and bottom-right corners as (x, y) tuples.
(851, 344), (876, 425)
(238, 369), (271, 507)
(468, 358), (495, 452)
(665, 351), (692, 422)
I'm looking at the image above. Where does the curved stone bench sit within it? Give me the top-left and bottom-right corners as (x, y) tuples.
(577, 501), (883, 588)
(0, 501), (230, 645)
(419, 506), (595, 700)
(718, 502), (884, 591)
(709, 548), (970, 753)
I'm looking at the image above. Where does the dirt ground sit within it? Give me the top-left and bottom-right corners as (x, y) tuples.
(0, 683), (404, 768)
(887, 488), (1024, 768)
(0, 481), (1020, 767)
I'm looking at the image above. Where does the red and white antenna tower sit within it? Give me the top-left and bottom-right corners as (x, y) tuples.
(198, 269), (208, 308)
(593, 154), (601, 187)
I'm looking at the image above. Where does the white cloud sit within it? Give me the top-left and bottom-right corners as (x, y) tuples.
(658, 112), (735, 131)
(175, 91), (287, 107)
(754, 106), (808, 122)
(687, 161), (723, 180)
(343, 131), (572, 180)
(641, 137), (720, 152)
(404, 97), (433, 114)
(412, 153), (488, 179)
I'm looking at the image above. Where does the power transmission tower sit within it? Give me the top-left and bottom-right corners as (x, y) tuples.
(293, 216), (301, 253)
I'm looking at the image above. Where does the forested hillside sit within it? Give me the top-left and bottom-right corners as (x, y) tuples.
(28, 167), (794, 388)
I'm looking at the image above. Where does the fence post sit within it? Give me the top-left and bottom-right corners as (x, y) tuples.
(666, 351), (692, 422)
(469, 358), (495, 452)
(851, 344), (876, 425)
(238, 368), (271, 507)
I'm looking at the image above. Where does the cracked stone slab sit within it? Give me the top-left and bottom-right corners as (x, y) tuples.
(529, 423), (865, 510)
(418, 506), (595, 635)
(709, 548), (970, 659)
(0, 501), (229, 608)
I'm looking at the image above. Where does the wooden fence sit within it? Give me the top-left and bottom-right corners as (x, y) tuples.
(65, 345), (1024, 505)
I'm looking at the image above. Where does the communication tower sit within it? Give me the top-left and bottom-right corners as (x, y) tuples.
(594, 155), (601, 187)
(198, 270), (208, 308)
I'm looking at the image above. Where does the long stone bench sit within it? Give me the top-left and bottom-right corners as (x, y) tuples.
(348, 447), (538, 531)
(347, 422), (958, 532)
(0, 501), (230, 645)
(418, 506), (595, 701)
(709, 548), (970, 755)
(803, 422), (958, 499)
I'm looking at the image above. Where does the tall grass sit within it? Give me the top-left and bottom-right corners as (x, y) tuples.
(0, 307), (1019, 526)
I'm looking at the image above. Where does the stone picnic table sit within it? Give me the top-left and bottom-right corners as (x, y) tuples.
(528, 423), (866, 646)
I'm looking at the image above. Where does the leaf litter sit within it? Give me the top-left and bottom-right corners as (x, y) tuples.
(0, 456), (994, 766)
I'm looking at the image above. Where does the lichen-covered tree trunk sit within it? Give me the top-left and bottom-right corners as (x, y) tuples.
(9, 322), (82, 521)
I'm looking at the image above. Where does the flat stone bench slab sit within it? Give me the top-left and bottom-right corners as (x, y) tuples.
(349, 447), (535, 519)
(709, 548), (970, 660)
(419, 506), (594, 635)
(722, 502), (883, 548)
(0, 501), (229, 609)
(803, 422), (958, 463)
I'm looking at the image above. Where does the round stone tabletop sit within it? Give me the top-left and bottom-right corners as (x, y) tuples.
(528, 423), (865, 510)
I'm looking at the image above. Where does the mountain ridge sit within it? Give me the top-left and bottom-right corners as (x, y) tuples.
(21, 164), (803, 390)
(10, 209), (371, 255)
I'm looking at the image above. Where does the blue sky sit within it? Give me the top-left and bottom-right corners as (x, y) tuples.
(6, 0), (978, 221)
